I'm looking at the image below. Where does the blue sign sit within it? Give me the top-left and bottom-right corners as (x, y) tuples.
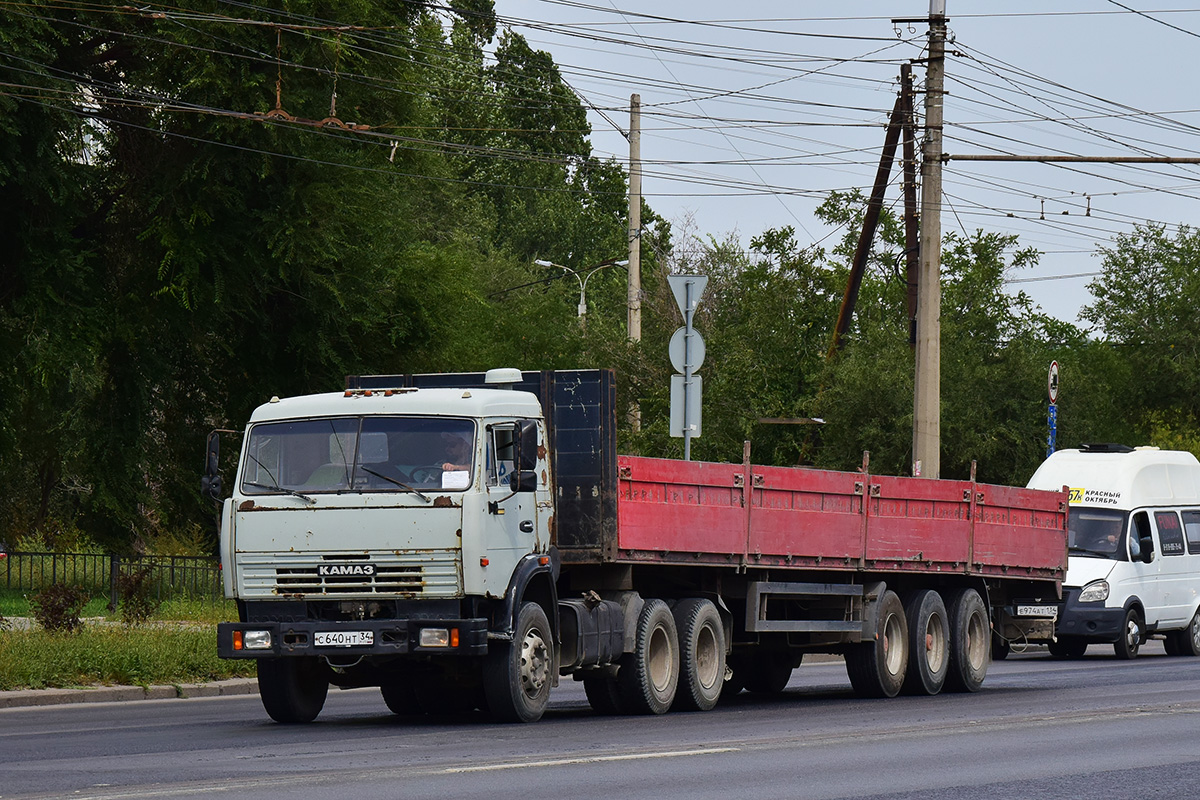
(1047, 403), (1057, 457)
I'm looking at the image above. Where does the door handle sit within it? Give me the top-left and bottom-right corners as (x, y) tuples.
(519, 520), (534, 533)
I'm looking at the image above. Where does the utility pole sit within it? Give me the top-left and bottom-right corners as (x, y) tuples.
(912, 1), (946, 479)
(900, 63), (919, 349)
(828, 82), (906, 358)
(627, 93), (643, 432)
(627, 93), (642, 344)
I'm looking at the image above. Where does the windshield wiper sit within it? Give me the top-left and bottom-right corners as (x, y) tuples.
(1069, 546), (1114, 558)
(244, 481), (316, 505)
(359, 466), (430, 503)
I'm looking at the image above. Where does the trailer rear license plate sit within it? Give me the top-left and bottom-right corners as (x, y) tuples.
(1016, 605), (1057, 618)
(314, 631), (374, 647)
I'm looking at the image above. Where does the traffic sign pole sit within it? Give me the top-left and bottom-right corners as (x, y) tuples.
(667, 275), (707, 459)
(1047, 361), (1060, 457)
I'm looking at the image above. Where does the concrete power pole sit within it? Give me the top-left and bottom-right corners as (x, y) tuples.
(913, 3), (946, 479)
(627, 93), (642, 344)
(627, 94), (643, 431)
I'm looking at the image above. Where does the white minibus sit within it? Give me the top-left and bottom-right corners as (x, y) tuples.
(1026, 444), (1200, 659)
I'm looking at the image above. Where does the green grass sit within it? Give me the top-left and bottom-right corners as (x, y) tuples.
(0, 588), (251, 690)
(0, 626), (257, 690)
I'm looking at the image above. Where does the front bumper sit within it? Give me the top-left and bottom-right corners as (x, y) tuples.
(217, 618), (489, 659)
(1054, 587), (1125, 642)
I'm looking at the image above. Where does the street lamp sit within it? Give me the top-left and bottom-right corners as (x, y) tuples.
(534, 259), (629, 327)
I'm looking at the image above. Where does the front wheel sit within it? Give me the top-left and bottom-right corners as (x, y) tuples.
(257, 657), (329, 724)
(483, 602), (553, 723)
(1114, 608), (1143, 660)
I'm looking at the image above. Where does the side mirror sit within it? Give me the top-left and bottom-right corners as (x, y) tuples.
(200, 430), (223, 504)
(513, 419), (539, 472)
(509, 470), (537, 493)
(1139, 537), (1155, 563)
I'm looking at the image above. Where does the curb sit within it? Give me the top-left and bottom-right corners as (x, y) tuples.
(0, 679), (259, 710)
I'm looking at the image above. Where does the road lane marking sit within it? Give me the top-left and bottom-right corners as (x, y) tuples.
(443, 746), (739, 773)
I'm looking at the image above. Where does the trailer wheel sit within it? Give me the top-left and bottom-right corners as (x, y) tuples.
(1047, 637), (1088, 659)
(583, 674), (625, 715)
(483, 601), (553, 723)
(901, 590), (949, 696)
(671, 599), (725, 712)
(380, 683), (421, 715)
(742, 652), (797, 695)
(616, 598), (679, 714)
(846, 589), (908, 698)
(944, 588), (989, 692)
(991, 633), (1010, 661)
(257, 657), (329, 724)
(718, 662), (745, 703)
(1113, 607), (1143, 660)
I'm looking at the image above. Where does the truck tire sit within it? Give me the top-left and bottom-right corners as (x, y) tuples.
(380, 683), (421, 715)
(671, 598), (726, 711)
(901, 589), (949, 696)
(846, 589), (908, 698)
(1048, 637), (1088, 659)
(483, 601), (553, 723)
(1114, 607), (1143, 660)
(944, 588), (989, 693)
(583, 674), (625, 715)
(616, 598), (679, 715)
(257, 657), (329, 724)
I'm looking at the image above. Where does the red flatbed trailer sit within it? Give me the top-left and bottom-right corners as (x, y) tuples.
(554, 445), (1066, 700)
(613, 454), (1067, 581)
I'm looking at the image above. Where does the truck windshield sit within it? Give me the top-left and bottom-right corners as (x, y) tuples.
(1067, 508), (1131, 559)
(240, 417), (475, 496)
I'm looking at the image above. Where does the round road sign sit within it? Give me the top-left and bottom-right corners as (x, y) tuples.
(1048, 361), (1060, 404)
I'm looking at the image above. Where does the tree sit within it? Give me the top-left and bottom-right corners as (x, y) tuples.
(1082, 223), (1200, 451)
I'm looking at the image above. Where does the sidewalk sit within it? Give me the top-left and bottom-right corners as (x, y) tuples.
(0, 678), (259, 710)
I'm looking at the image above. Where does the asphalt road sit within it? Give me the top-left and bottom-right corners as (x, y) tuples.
(2, 643), (1199, 800)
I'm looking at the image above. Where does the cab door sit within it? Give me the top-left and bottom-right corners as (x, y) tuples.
(1118, 510), (1164, 623)
(480, 421), (542, 591)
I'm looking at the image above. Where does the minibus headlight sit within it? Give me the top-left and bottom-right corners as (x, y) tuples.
(1078, 580), (1109, 603)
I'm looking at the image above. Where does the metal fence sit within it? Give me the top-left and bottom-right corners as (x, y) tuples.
(0, 551), (223, 606)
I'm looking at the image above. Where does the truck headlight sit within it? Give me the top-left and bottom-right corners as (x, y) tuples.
(1078, 581), (1109, 603)
(241, 630), (273, 650)
(418, 627), (459, 647)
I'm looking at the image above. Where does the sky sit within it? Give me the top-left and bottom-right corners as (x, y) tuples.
(493, 1), (1200, 324)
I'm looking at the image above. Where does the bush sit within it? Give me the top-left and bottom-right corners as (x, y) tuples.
(118, 567), (161, 626)
(29, 583), (90, 633)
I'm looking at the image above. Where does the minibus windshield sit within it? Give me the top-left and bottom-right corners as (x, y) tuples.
(1067, 507), (1131, 559)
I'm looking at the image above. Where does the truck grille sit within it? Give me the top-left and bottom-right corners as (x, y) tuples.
(236, 551), (461, 598)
